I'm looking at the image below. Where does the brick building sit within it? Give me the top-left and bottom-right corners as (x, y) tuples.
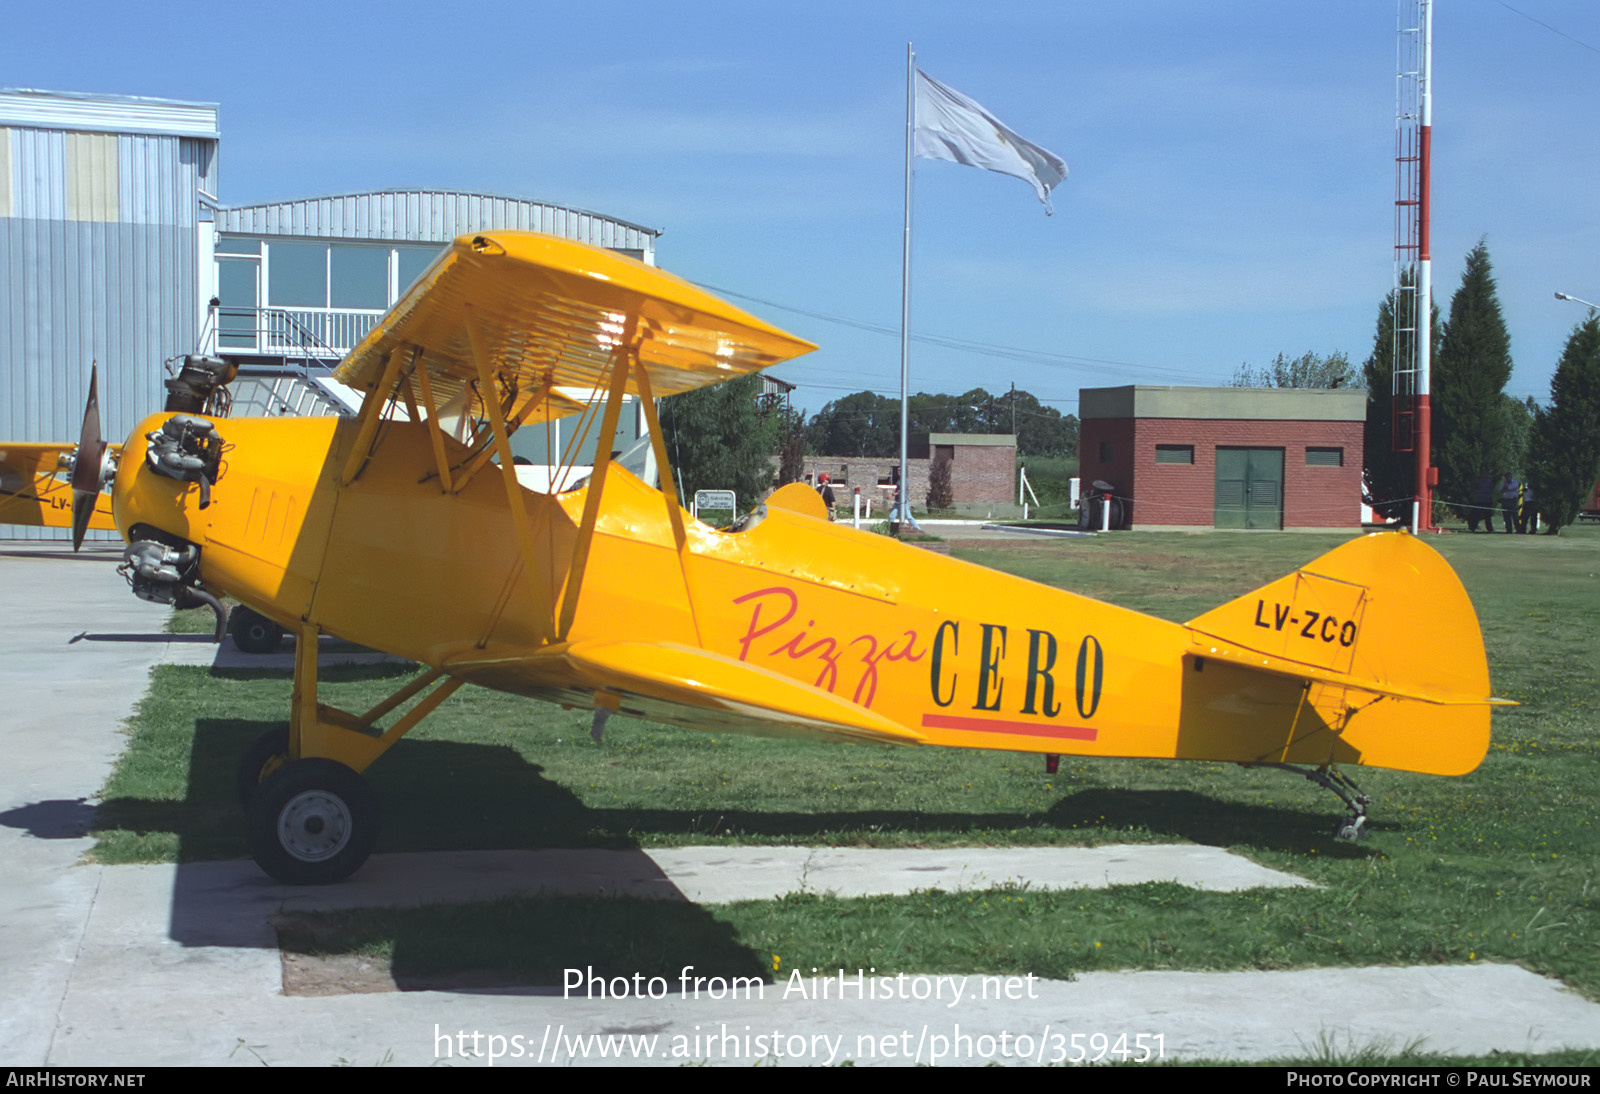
(799, 433), (1017, 517)
(1078, 386), (1365, 530)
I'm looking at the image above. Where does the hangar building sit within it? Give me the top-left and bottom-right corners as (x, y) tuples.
(1077, 385), (1365, 530)
(1, 88), (660, 538)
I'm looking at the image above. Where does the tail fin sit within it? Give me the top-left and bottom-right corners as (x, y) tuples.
(1185, 532), (1504, 776)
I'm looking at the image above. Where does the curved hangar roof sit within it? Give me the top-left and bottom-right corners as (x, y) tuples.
(215, 189), (659, 257)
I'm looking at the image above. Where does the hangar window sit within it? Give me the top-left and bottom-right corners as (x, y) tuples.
(397, 244), (445, 293)
(1099, 442), (1114, 463)
(1155, 444), (1194, 465)
(1306, 447), (1344, 467)
(266, 243), (389, 309)
(269, 243), (330, 307)
(219, 236), (450, 354)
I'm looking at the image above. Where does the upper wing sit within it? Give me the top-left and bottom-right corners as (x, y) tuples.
(335, 233), (816, 411)
(0, 443), (117, 531)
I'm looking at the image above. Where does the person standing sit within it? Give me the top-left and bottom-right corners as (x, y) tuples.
(1499, 472), (1519, 534)
(816, 473), (837, 521)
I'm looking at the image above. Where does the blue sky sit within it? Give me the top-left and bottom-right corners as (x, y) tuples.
(5, 0), (1597, 417)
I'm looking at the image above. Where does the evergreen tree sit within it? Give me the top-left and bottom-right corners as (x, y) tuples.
(658, 372), (780, 508)
(776, 417), (808, 486)
(1527, 315), (1600, 530)
(1499, 394), (1536, 481)
(926, 454), (954, 510)
(1434, 241), (1515, 513)
(1361, 283), (1440, 520)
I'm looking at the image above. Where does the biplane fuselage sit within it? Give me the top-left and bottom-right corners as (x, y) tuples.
(113, 406), (1491, 781)
(10, 230), (1502, 882)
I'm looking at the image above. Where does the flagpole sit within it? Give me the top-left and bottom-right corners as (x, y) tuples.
(896, 42), (914, 534)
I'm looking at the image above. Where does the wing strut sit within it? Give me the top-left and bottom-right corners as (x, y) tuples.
(340, 351), (404, 486)
(406, 347), (455, 493)
(557, 327), (635, 639)
(463, 305), (556, 640)
(451, 376), (555, 490)
(634, 358), (705, 647)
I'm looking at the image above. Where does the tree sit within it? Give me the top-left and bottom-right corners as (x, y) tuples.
(807, 386), (1077, 459)
(1433, 240), (1515, 513)
(658, 373), (780, 508)
(1526, 315), (1600, 530)
(1362, 284), (1440, 519)
(926, 454), (953, 511)
(806, 391), (898, 456)
(776, 416), (808, 486)
(1231, 351), (1357, 389)
(1499, 394), (1536, 480)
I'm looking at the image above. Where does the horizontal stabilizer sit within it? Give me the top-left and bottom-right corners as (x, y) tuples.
(1182, 637), (1515, 708)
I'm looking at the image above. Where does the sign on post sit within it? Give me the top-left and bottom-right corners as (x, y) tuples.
(692, 489), (736, 522)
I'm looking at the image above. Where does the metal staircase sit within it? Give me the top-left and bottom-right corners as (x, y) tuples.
(211, 304), (365, 418)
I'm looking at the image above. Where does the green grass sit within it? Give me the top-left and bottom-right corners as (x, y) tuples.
(1021, 455), (1079, 519)
(95, 524), (1600, 1013)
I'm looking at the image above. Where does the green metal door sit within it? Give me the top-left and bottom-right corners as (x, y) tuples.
(1214, 447), (1283, 529)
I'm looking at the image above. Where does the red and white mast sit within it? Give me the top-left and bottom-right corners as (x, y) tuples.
(1393, 0), (1434, 531)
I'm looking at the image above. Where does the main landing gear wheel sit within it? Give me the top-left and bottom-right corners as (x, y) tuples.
(246, 759), (379, 884)
(228, 605), (286, 654)
(236, 726), (290, 807)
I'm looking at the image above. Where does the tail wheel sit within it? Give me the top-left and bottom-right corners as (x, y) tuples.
(229, 605), (286, 654)
(236, 726), (290, 807)
(247, 759), (379, 885)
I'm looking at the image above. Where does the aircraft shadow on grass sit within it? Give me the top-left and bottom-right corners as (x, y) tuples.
(19, 683), (1376, 968)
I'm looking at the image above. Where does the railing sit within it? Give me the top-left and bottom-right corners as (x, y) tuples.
(217, 306), (385, 359)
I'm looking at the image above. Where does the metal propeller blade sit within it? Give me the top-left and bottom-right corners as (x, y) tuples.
(70, 364), (109, 551)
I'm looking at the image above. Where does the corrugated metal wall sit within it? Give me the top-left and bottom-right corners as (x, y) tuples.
(2, 96), (658, 542)
(216, 190), (658, 260)
(1, 93), (218, 539)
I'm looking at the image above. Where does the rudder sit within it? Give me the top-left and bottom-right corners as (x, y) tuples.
(1186, 532), (1497, 776)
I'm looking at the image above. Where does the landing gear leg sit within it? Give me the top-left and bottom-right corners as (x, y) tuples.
(1261, 763), (1372, 841)
(238, 622), (465, 883)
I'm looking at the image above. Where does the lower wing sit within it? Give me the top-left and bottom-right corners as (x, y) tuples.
(448, 639), (925, 747)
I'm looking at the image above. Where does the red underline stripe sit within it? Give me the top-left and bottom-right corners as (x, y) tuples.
(920, 713), (1097, 741)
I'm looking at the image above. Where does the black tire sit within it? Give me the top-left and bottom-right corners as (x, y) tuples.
(247, 759), (379, 885)
(229, 605), (285, 654)
(1079, 493), (1126, 531)
(236, 726), (290, 808)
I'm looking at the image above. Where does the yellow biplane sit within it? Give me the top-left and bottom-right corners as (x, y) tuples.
(5, 232), (1508, 883)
